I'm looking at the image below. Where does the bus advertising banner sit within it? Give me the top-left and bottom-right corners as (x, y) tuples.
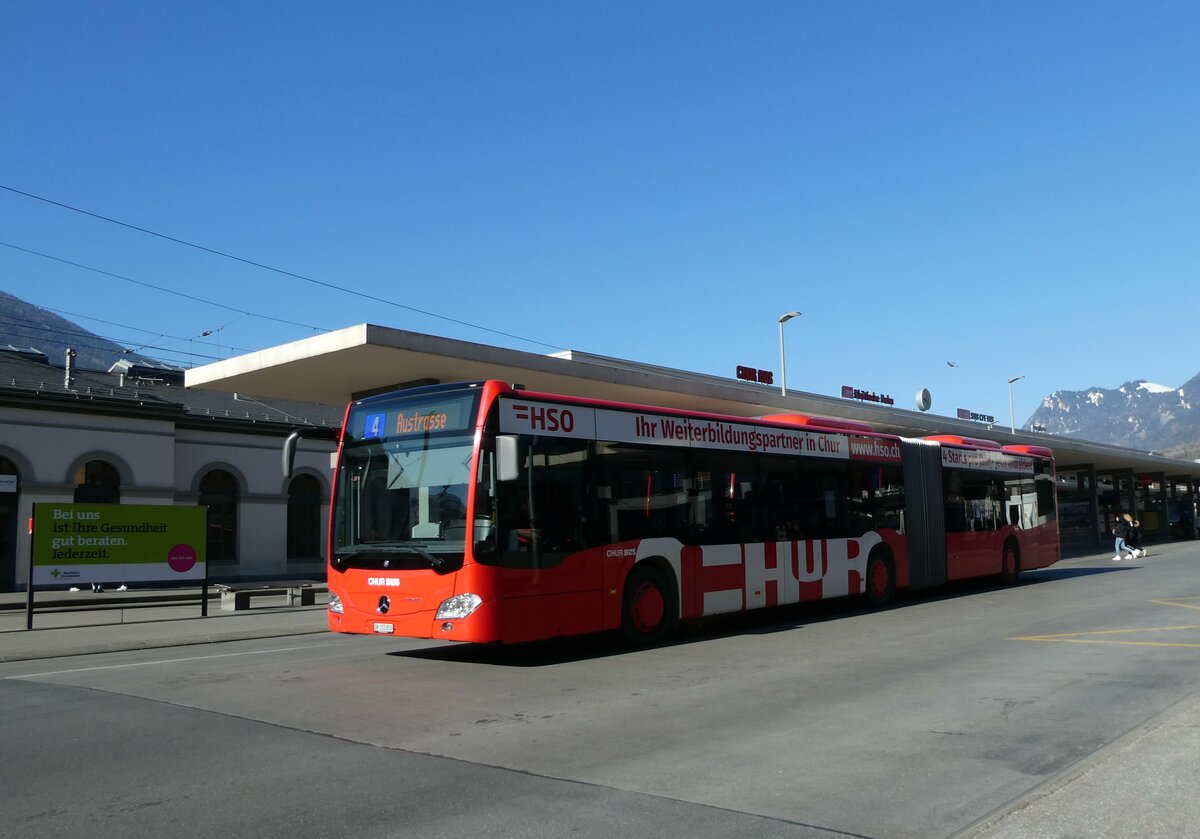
(499, 398), (903, 463)
(32, 503), (207, 586)
(940, 446), (1035, 474)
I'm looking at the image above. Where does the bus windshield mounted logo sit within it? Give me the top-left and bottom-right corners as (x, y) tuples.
(513, 403), (574, 433)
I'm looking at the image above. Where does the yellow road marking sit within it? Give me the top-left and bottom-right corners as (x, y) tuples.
(1150, 597), (1200, 611)
(1013, 637), (1200, 649)
(1011, 598), (1200, 648)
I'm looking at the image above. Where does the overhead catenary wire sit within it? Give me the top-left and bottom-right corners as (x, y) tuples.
(0, 313), (231, 363)
(0, 240), (327, 333)
(0, 311), (232, 352)
(37, 306), (251, 354)
(0, 332), (219, 366)
(0, 183), (566, 352)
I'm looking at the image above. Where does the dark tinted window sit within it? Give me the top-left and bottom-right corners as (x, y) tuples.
(73, 460), (120, 504)
(287, 474), (322, 560)
(200, 470), (239, 563)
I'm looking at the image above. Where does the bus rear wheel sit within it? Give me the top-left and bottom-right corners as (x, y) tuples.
(621, 564), (676, 646)
(1000, 543), (1020, 585)
(865, 551), (894, 607)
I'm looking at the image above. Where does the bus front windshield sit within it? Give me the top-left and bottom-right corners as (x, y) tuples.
(333, 391), (482, 572)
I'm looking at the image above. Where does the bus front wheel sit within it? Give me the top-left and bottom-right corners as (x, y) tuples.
(621, 564), (676, 646)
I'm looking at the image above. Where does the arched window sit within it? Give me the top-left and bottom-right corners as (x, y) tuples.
(0, 456), (17, 489)
(199, 470), (239, 564)
(287, 474), (322, 561)
(73, 459), (121, 504)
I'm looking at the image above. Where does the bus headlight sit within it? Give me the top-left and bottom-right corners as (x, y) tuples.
(436, 593), (482, 619)
(327, 591), (344, 615)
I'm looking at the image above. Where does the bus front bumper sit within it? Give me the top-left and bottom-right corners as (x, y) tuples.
(327, 591), (499, 643)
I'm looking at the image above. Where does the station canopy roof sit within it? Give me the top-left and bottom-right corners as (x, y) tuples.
(186, 323), (1200, 484)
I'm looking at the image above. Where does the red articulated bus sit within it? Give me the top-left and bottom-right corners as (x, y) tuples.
(286, 380), (1058, 645)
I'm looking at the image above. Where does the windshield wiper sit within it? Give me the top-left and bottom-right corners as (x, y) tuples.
(337, 542), (446, 569)
(393, 543), (445, 570)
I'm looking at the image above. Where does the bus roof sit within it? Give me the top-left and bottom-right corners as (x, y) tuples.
(925, 434), (1003, 450)
(759, 413), (876, 434)
(1002, 444), (1055, 459)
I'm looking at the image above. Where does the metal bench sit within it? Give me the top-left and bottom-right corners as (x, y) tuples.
(215, 582), (319, 611)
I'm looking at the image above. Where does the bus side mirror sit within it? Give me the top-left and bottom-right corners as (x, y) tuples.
(497, 435), (520, 482)
(282, 426), (340, 478)
(282, 430), (302, 479)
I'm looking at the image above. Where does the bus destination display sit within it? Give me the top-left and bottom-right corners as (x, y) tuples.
(358, 397), (475, 441)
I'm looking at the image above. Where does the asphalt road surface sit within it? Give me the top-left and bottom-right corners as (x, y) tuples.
(6, 543), (1200, 838)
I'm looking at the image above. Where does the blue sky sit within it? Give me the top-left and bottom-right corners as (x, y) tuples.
(2, 1), (1197, 426)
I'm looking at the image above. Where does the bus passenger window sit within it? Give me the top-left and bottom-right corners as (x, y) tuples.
(943, 471), (968, 533)
(597, 443), (690, 543)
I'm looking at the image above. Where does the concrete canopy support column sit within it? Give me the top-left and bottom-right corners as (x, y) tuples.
(1095, 468), (1136, 547)
(1116, 469), (1136, 520)
(1185, 480), (1195, 537)
(1084, 464), (1099, 550)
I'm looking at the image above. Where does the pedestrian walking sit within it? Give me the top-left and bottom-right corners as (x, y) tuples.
(1125, 513), (1146, 558)
(1112, 512), (1141, 561)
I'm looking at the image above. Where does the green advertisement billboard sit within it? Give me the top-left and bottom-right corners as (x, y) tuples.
(33, 503), (207, 586)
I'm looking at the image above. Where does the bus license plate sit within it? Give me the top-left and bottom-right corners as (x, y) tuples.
(373, 622), (394, 634)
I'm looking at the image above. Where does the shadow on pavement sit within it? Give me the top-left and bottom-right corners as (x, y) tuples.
(391, 562), (1132, 668)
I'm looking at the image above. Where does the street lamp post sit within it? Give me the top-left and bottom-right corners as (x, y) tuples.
(1007, 375), (1026, 433)
(778, 311), (801, 396)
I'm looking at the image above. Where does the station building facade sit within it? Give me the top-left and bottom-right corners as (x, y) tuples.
(0, 346), (340, 592)
(5, 324), (1196, 593)
(185, 324), (1200, 559)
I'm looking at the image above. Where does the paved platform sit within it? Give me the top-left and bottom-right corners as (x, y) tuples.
(2, 566), (1199, 837)
(963, 694), (1200, 837)
(0, 586), (329, 662)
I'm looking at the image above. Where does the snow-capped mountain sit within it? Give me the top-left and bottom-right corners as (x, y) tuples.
(1028, 374), (1200, 455)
